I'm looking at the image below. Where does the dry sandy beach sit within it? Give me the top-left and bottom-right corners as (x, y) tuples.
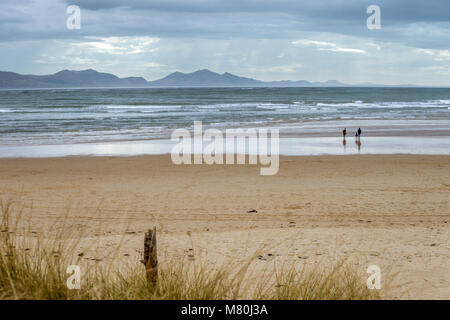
(0, 155), (449, 299)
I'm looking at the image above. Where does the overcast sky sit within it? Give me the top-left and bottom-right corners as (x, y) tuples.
(0, 0), (449, 85)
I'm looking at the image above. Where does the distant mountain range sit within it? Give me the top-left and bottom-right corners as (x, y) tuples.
(0, 69), (148, 89)
(0, 68), (418, 89)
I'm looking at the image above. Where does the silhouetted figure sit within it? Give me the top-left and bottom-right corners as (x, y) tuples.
(342, 128), (347, 148)
(357, 128), (362, 140)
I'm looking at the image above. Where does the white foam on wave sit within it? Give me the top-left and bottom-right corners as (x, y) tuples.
(94, 105), (184, 110)
(196, 105), (220, 109)
(197, 102), (291, 110)
(315, 100), (450, 109)
(257, 103), (290, 109)
(316, 102), (365, 108)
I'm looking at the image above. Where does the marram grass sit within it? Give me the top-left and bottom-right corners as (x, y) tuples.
(0, 200), (384, 300)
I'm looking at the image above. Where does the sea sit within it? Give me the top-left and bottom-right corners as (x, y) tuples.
(0, 87), (449, 157)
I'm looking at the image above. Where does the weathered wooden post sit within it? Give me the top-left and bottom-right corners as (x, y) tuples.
(143, 227), (158, 287)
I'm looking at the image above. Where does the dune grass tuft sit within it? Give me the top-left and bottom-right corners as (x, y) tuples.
(1, 200), (384, 300)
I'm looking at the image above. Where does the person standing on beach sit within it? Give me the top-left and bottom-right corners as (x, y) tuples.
(357, 128), (362, 140)
(342, 128), (347, 147)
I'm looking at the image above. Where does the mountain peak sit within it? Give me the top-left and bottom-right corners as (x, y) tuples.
(193, 69), (216, 74)
(149, 69), (261, 87)
(55, 68), (97, 75)
(325, 80), (342, 84)
(0, 68), (148, 88)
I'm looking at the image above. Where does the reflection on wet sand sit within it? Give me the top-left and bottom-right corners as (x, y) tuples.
(356, 139), (361, 152)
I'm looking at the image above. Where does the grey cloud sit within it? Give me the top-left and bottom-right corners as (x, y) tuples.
(0, 0), (449, 50)
(69, 0), (450, 23)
